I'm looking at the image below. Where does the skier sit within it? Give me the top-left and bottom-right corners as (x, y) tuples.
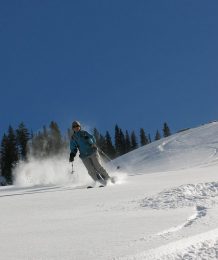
(69, 121), (114, 187)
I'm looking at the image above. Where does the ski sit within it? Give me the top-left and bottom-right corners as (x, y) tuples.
(87, 185), (105, 189)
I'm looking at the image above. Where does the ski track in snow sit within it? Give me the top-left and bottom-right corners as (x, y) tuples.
(155, 206), (207, 238)
(116, 229), (218, 260)
(137, 181), (218, 240)
(99, 181), (218, 227)
(99, 181), (218, 243)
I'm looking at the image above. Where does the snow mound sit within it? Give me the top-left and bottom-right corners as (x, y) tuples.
(141, 182), (218, 209)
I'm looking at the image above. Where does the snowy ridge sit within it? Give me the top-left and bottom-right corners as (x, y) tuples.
(114, 122), (218, 174)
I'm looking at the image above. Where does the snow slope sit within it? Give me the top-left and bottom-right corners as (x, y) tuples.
(1, 122), (218, 259)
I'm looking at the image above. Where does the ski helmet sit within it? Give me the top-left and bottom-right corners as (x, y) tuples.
(72, 121), (81, 129)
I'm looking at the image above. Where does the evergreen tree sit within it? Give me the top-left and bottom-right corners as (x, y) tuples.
(140, 128), (149, 146)
(119, 128), (126, 155)
(104, 131), (116, 159)
(115, 124), (122, 156)
(163, 122), (171, 137)
(155, 130), (161, 141)
(0, 135), (8, 180)
(130, 131), (138, 151)
(8, 126), (19, 165)
(93, 128), (101, 147)
(0, 127), (19, 183)
(31, 129), (50, 157)
(114, 125), (126, 156)
(43, 125), (48, 138)
(30, 121), (65, 158)
(98, 134), (106, 152)
(16, 122), (30, 160)
(49, 121), (63, 154)
(125, 130), (131, 153)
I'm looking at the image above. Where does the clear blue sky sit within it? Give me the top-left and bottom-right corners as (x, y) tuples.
(0, 0), (217, 139)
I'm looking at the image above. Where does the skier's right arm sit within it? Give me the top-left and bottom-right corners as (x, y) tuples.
(69, 139), (78, 162)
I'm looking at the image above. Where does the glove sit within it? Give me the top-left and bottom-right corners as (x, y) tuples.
(91, 143), (97, 149)
(69, 152), (75, 162)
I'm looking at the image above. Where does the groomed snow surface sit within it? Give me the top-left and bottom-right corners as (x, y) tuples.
(1, 122), (218, 259)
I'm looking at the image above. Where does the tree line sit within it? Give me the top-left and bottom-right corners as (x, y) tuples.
(0, 121), (171, 184)
(94, 122), (171, 159)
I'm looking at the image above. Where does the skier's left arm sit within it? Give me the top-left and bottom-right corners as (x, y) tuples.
(69, 138), (78, 162)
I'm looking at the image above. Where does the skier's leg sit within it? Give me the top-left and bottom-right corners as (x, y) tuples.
(82, 157), (99, 182)
(89, 152), (111, 182)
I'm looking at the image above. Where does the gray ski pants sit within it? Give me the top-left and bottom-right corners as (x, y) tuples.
(81, 151), (110, 183)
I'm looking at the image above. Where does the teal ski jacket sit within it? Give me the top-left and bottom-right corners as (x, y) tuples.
(70, 130), (96, 159)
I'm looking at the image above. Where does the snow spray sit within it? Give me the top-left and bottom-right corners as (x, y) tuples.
(13, 153), (91, 187)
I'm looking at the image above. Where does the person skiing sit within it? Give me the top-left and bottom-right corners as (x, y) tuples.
(69, 121), (113, 187)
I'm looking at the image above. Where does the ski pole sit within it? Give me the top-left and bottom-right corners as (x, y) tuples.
(98, 148), (112, 161)
(97, 148), (120, 170)
(71, 163), (74, 174)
